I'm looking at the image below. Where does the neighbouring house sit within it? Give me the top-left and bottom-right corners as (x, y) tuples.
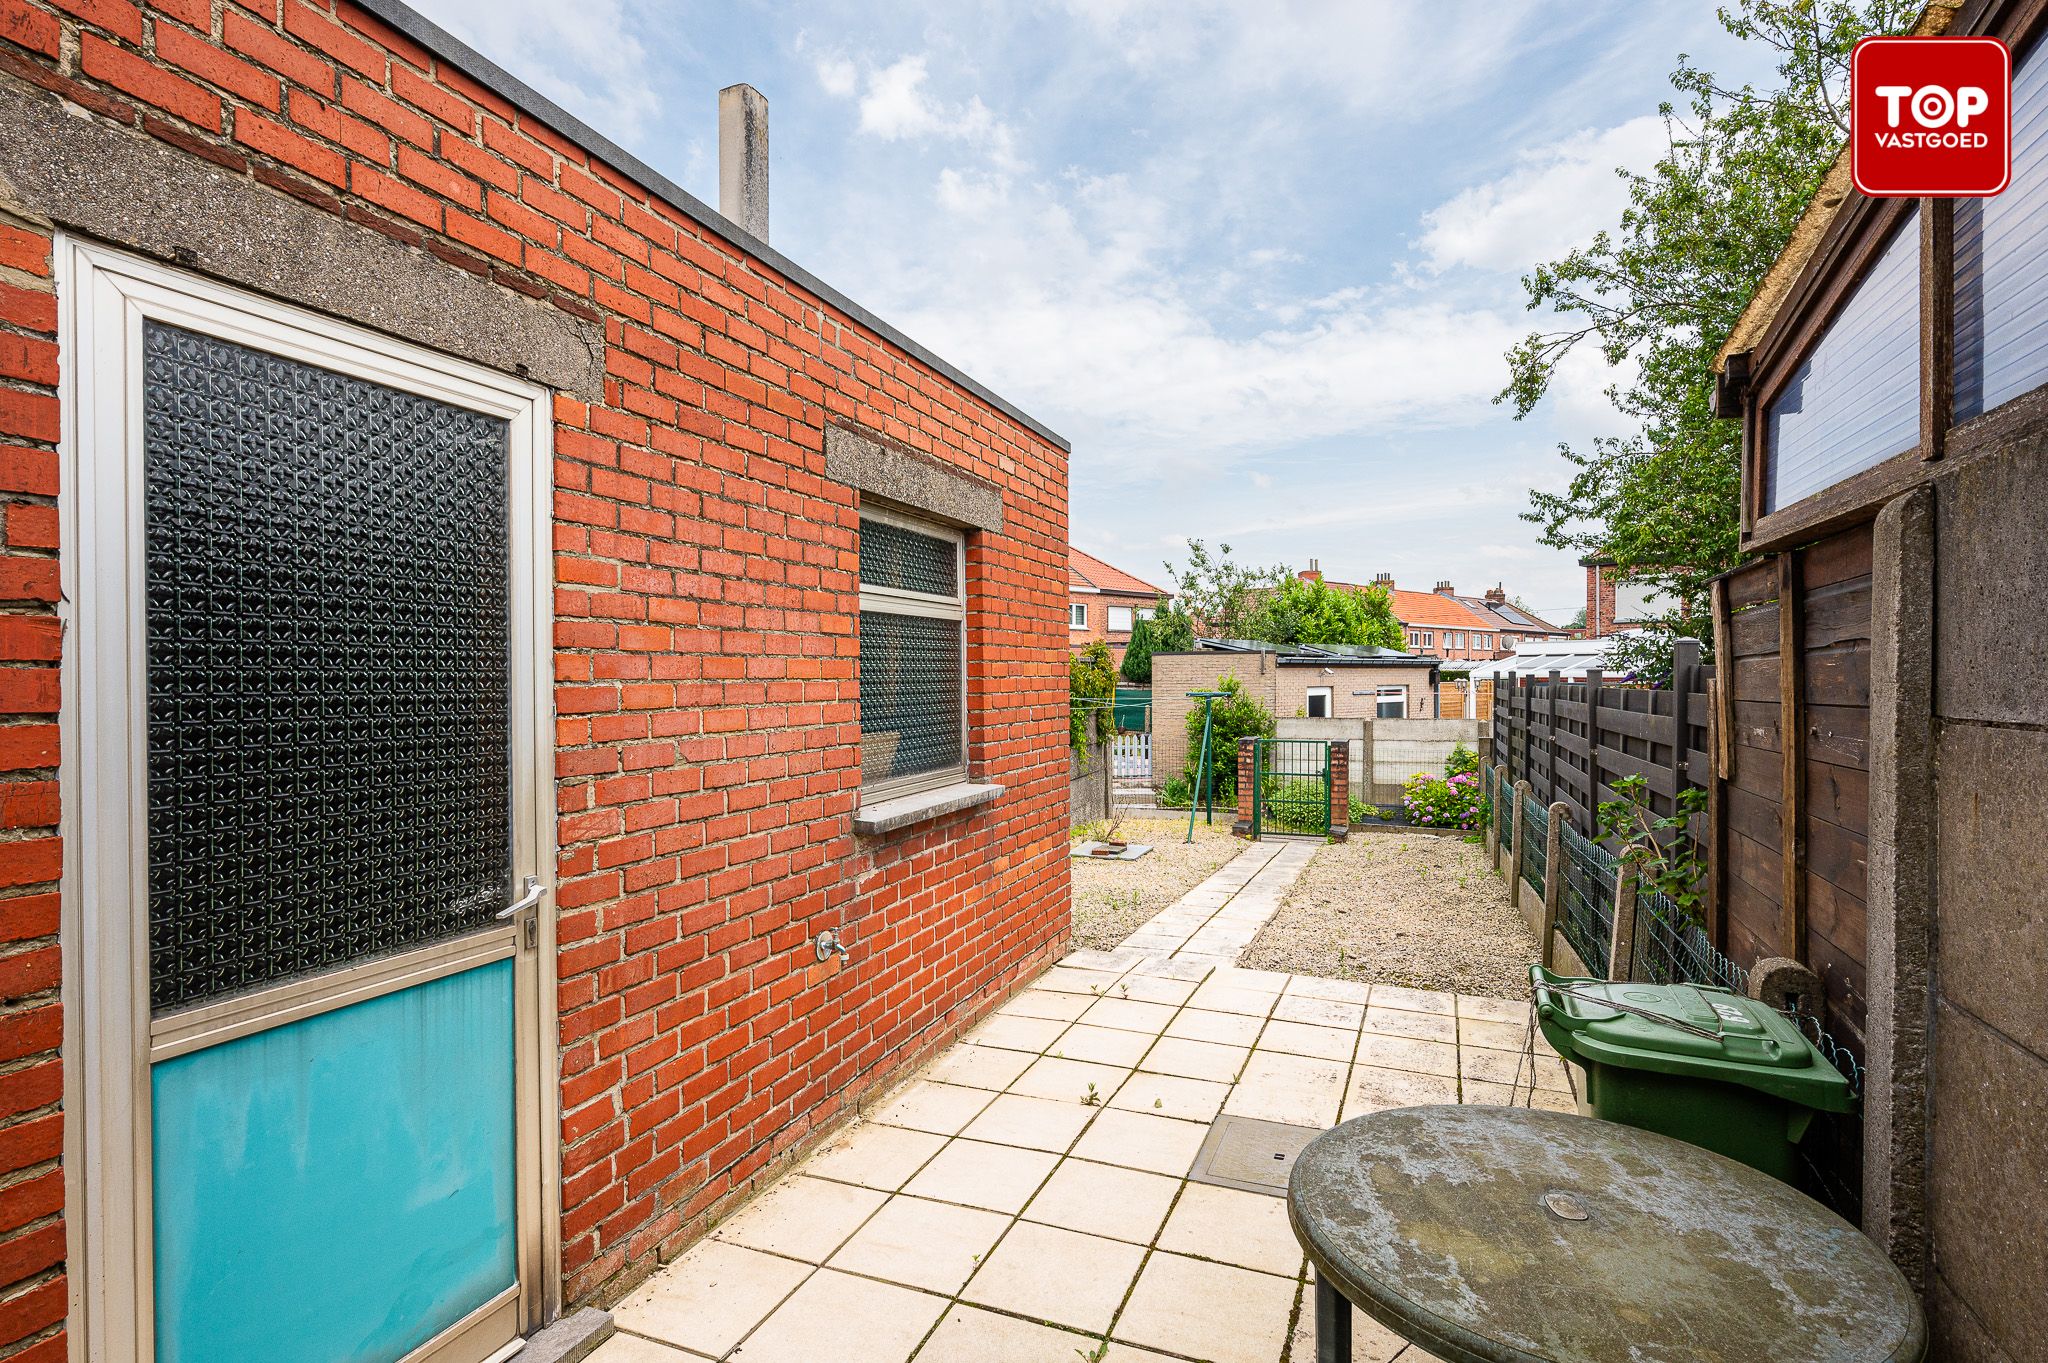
(1149, 641), (1441, 791)
(1580, 556), (1672, 637)
(1705, 1), (2048, 1353)
(1069, 546), (1168, 666)
(1293, 563), (1568, 660)
(0, 7), (1073, 1361)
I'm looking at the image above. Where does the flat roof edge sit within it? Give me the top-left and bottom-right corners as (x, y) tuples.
(354, 0), (1071, 453)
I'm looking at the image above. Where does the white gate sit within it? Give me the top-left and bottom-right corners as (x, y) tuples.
(1111, 731), (1151, 780)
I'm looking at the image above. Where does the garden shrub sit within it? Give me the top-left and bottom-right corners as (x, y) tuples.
(1069, 640), (1116, 763)
(1182, 674), (1274, 800)
(1402, 768), (1484, 831)
(1260, 776), (1329, 833)
(1156, 774), (1194, 809)
(1445, 741), (1480, 779)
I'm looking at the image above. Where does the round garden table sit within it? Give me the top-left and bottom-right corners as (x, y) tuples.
(1287, 1105), (1925, 1363)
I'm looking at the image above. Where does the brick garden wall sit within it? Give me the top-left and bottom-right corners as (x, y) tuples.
(0, 0), (1072, 1349)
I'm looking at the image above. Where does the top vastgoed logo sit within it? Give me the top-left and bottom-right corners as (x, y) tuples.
(1852, 35), (2012, 197)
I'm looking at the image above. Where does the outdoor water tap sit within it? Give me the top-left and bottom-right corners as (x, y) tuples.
(814, 929), (851, 964)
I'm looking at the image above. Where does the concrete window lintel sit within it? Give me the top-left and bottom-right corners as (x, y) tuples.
(852, 781), (1004, 836)
(827, 425), (1004, 534)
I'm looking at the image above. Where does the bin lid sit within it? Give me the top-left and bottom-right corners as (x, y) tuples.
(1530, 966), (1855, 1111)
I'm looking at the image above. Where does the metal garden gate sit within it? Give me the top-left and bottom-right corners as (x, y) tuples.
(1252, 738), (1333, 838)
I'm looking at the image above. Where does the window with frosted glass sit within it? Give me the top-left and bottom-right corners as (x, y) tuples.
(1956, 39), (2048, 420)
(1763, 207), (1920, 514)
(858, 513), (965, 794)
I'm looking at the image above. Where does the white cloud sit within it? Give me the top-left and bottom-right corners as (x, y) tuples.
(851, 55), (1006, 148)
(1414, 115), (1668, 274)
(814, 55), (858, 97)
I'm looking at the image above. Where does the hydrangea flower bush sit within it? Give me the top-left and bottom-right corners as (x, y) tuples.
(1401, 768), (1485, 830)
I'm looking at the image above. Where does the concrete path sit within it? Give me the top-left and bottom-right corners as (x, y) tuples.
(1064, 839), (1320, 975)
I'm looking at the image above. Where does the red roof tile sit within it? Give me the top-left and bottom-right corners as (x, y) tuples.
(1070, 547), (1166, 598)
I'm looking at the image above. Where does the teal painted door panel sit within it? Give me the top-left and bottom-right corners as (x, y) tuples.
(152, 959), (518, 1363)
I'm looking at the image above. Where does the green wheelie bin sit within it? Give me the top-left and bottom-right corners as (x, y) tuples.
(1529, 966), (1855, 1185)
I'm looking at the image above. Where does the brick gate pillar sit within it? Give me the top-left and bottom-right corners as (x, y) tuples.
(1327, 742), (1349, 841)
(1233, 737), (1257, 837)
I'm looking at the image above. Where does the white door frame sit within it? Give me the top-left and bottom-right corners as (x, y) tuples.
(56, 238), (561, 1363)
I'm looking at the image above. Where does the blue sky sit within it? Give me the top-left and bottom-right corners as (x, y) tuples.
(415, 0), (1780, 623)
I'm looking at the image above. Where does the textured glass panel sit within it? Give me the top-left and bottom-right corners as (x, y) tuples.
(859, 611), (963, 784)
(1956, 39), (2048, 419)
(1764, 208), (1919, 513)
(859, 517), (957, 597)
(143, 322), (512, 1013)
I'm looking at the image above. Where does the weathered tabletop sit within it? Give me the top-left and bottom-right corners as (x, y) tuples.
(1286, 1105), (1925, 1363)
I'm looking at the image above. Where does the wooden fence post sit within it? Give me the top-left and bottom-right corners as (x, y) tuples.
(1670, 638), (1701, 794)
(1541, 801), (1569, 972)
(1777, 550), (1808, 963)
(1508, 778), (1532, 913)
(1608, 863), (1639, 982)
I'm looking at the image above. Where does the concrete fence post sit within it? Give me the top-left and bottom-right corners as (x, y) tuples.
(1490, 763), (1510, 871)
(1608, 861), (1639, 982)
(1482, 765), (1498, 865)
(1327, 742), (1350, 842)
(1232, 737), (1257, 838)
(1507, 778), (1532, 910)
(1540, 801), (1570, 973)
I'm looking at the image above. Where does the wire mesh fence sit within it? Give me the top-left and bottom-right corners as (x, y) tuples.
(1519, 792), (1548, 896)
(1635, 885), (1748, 995)
(1557, 821), (1615, 978)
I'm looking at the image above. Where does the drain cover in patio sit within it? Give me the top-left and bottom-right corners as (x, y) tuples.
(1187, 1115), (1321, 1197)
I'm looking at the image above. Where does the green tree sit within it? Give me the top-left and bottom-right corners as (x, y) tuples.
(1502, 0), (1916, 612)
(1184, 674), (1275, 800)
(1119, 615), (1156, 684)
(1160, 539), (1285, 640)
(1247, 575), (1404, 650)
(1146, 595), (1195, 653)
(1069, 640), (1116, 762)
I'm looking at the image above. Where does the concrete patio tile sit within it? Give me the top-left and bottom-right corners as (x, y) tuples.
(713, 1176), (887, 1263)
(1457, 993), (1531, 1025)
(1457, 1015), (1545, 1053)
(825, 1194), (1009, 1294)
(1367, 983), (1457, 1016)
(1115, 973), (1200, 1008)
(926, 1042), (1037, 1091)
(871, 1081), (996, 1136)
(1036, 966), (1128, 995)
(1273, 993), (1366, 1029)
(1187, 982), (1281, 1016)
(727, 1268), (945, 1363)
(1115, 1251), (1298, 1363)
(963, 1221), (1147, 1334)
(1287, 1292), (1421, 1363)
(1109, 1071), (1231, 1122)
(1224, 1051), (1347, 1127)
(1080, 996), (1180, 1034)
(1164, 1008), (1265, 1046)
(1285, 976), (1371, 1005)
(585, 1337), (695, 1363)
(1100, 1346), (1184, 1362)
(803, 1122), (946, 1192)
(1049, 1022), (1156, 1067)
(1362, 1006), (1458, 1043)
(1460, 1046), (1573, 1094)
(612, 1239), (809, 1357)
(1344, 1064), (1461, 1116)
(1463, 1079), (1578, 1113)
(903, 1138), (1059, 1213)
(1156, 1181), (1305, 1277)
(1010, 1055), (1133, 1104)
(1024, 1158), (1181, 1244)
(1003, 989), (1095, 1022)
(960, 1092), (1098, 1152)
(1354, 1033), (1459, 1078)
(965, 1013), (1069, 1054)
(1139, 1036), (1248, 1084)
(916, 1305), (1104, 1363)
(1255, 1019), (1358, 1062)
(1069, 1107), (1209, 1177)
(1061, 948), (1137, 972)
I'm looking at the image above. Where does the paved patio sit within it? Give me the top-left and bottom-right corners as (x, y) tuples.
(592, 954), (1574, 1363)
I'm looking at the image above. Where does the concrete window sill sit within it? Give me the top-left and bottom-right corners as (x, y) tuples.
(853, 781), (1004, 836)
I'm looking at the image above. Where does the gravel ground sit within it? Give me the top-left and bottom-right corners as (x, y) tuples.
(1239, 828), (1539, 996)
(1070, 817), (1244, 951)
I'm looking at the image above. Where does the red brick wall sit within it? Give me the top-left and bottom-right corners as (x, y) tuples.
(0, 0), (1071, 1343)
(1067, 590), (1148, 667)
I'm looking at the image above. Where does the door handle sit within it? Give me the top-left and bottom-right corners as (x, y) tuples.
(497, 875), (544, 920)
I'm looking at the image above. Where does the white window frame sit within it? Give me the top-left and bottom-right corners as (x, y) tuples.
(859, 505), (969, 800)
(1107, 605), (1134, 633)
(1305, 686), (1333, 718)
(1070, 602), (1088, 630)
(56, 238), (562, 1362)
(1136, 606), (1156, 621)
(1376, 685), (1409, 718)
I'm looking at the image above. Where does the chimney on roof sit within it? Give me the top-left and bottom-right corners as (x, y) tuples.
(1300, 558), (1322, 583)
(1373, 572), (1394, 590)
(719, 83), (770, 242)
(1483, 583), (1507, 606)
(1434, 580), (1454, 595)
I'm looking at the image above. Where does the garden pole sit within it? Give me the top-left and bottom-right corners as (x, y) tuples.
(1186, 691), (1226, 844)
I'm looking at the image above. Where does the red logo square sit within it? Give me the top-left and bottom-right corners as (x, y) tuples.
(1853, 36), (2011, 196)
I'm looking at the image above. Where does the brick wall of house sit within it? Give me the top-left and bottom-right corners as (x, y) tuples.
(1066, 590), (1149, 667)
(0, 0), (1071, 1348)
